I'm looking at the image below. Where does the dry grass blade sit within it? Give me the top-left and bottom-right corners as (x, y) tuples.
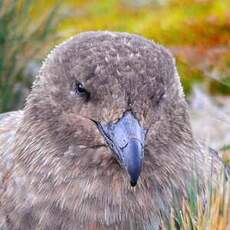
(163, 169), (230, 230)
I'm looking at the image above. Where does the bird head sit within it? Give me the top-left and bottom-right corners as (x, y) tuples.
(17, 32), (193, 193)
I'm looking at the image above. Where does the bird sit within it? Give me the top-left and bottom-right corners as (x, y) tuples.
(0, 31), (227, 230)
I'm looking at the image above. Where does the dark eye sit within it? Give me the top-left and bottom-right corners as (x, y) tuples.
(75, 82), (90, 100)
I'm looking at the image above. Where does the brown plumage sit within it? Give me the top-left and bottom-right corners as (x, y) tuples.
(0, 31), (226, 229)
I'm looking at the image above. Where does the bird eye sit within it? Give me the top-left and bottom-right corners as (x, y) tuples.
(74, 82), (90, 100)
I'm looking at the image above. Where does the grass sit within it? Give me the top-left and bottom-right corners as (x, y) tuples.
(162, 168), (230, 229)
(0, 0), (63, 112)
(221, 145), (230, 166)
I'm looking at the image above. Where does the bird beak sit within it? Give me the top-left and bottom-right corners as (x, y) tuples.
(97, 112), (147, 187)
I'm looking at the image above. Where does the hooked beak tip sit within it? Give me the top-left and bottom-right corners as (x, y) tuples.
(130, 180), (137, 187)
(130, 180), (138, 187)
(124, 138), (143, 186)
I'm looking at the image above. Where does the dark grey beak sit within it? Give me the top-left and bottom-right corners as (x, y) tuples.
(97, 112), (146, 186)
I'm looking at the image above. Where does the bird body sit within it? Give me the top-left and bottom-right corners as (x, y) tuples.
(0, 32), (225, 229)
